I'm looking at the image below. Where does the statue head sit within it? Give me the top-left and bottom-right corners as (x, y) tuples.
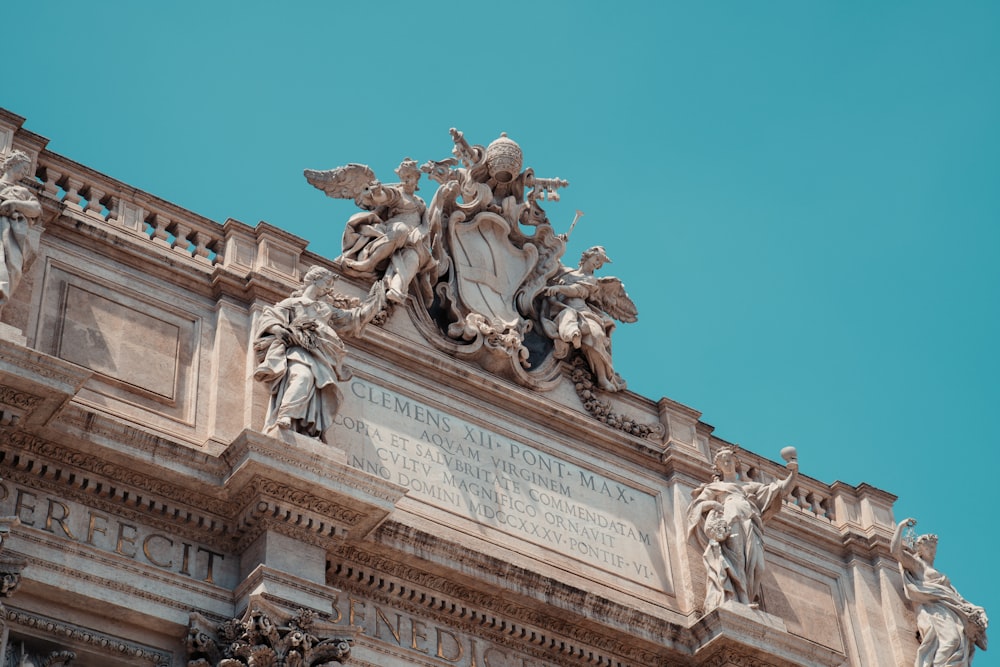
(0, 150), (31, 178)
(712, 448), (742, 479)
(915, 533), (939, 561)
(302, 265), (337, 292)
(395, 158), (421, 192)
(486, 133), (522, 184)
(579, 246), (611, 271)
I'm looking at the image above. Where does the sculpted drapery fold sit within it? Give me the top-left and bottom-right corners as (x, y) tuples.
(687, 448), (798, 611)
(253, 266), (384, 443)
(891, 518), (988, 666)
(303, 130), (644, 422)
(0, 150), (41, 312)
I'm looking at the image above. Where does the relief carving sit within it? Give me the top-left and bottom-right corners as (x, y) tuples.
(253, 266), (384, 443)
(187, 597), (352, 667)
(306, 129), (643, 412)
(687, 447), (799, 611)
(891, 518), (988, 666)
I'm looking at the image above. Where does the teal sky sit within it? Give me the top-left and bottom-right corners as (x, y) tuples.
(7, 2), (999, 657)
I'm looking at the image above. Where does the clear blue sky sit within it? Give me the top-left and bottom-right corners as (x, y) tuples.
(7, 1), (999, 659)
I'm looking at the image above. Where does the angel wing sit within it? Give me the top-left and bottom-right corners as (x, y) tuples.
(303, 163), (376, 200)
(593, 276), (638, 323)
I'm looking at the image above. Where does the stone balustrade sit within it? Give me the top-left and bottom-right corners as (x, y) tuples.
(34, 152), (225, 267)
(737, 449), (835, 522)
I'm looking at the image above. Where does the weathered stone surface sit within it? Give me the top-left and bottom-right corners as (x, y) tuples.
(0, 107), (965, 666)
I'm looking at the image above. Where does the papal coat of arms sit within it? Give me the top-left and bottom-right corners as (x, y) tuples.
(305, 130), (653, 434)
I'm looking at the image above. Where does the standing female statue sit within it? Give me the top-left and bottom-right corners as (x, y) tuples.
(0, 150), (41, 312)
(891, 518), (988, 666)
(253, 266), (384, 443)
(687, 448), (798, 610)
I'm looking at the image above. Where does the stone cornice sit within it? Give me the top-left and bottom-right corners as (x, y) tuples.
(329, 543), (684, 667)
(5, 605), (172, 666)
(0, 422), (404, 552)
(330, 529), (847, 667)
(690, 603), (846, 666)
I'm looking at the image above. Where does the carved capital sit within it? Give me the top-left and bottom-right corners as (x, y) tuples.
(187, 595), (352, 667)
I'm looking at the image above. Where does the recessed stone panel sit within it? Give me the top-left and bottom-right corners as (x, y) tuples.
(763, 564), (845, 652)
(58, 284), (179, 399)
(34, 259), (200, 426)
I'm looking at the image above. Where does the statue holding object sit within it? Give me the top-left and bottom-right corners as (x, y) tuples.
(687, 447), (799, 611)
(253, 266), (385, 443)
(303, 130), (657, 432)
(891, 517), (988, 666)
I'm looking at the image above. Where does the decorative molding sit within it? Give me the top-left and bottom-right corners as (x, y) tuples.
(187, 594), (352, 666)
(5, 607), (171, 666)
(0, 386), (42, 411)
(570, 357), (666, 441)
(330, 536), (685, 667)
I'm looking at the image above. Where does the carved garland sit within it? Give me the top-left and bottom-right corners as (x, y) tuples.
(569, 358), (665, 441)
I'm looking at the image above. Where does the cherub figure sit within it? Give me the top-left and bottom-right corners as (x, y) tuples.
(891, 518), (988, 666)
(253, 266), (384, 443)
(305, 158), (430, 304)
(540, 246), (636, 391)
(0, 150), (42, 312)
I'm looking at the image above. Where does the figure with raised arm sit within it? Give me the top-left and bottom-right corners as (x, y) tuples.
(0, 151), (41, 313)
(253, 266), (385, 443)
(305, 158), (430, 304)
(540, 246), (636, 391)
(687, 447), (799, 610)
(891, 518), (988, 666)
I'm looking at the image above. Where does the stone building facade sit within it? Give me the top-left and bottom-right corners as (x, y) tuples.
(0, 108), (982, 666)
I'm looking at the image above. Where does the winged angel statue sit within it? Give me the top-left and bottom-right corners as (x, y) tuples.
(304, 131), (639, 397)
(304, 159), (430, 304)
(541, 246), (636, 391)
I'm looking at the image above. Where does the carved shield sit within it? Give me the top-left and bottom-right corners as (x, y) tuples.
(448, 212), (538, 324)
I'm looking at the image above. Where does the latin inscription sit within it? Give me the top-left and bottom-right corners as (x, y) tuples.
(333, 593), (546, 666)
(333, 379), (667, 588)
(0, 482), (230, 587)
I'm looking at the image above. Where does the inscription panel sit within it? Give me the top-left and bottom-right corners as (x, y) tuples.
(333, 378), (669, 590)
(0, 481), (232, 588)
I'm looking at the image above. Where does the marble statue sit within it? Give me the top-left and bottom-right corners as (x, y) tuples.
(302, 130), (658, 432)
(253, 266), (384, 443)
(416, 130), (574, 375)
(540, 246), (636, 392)
(0, 151), (41, 313)
(687, 447), (799, 610)
(305, 158), (430, 305)
(891, 518), (988, 666)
